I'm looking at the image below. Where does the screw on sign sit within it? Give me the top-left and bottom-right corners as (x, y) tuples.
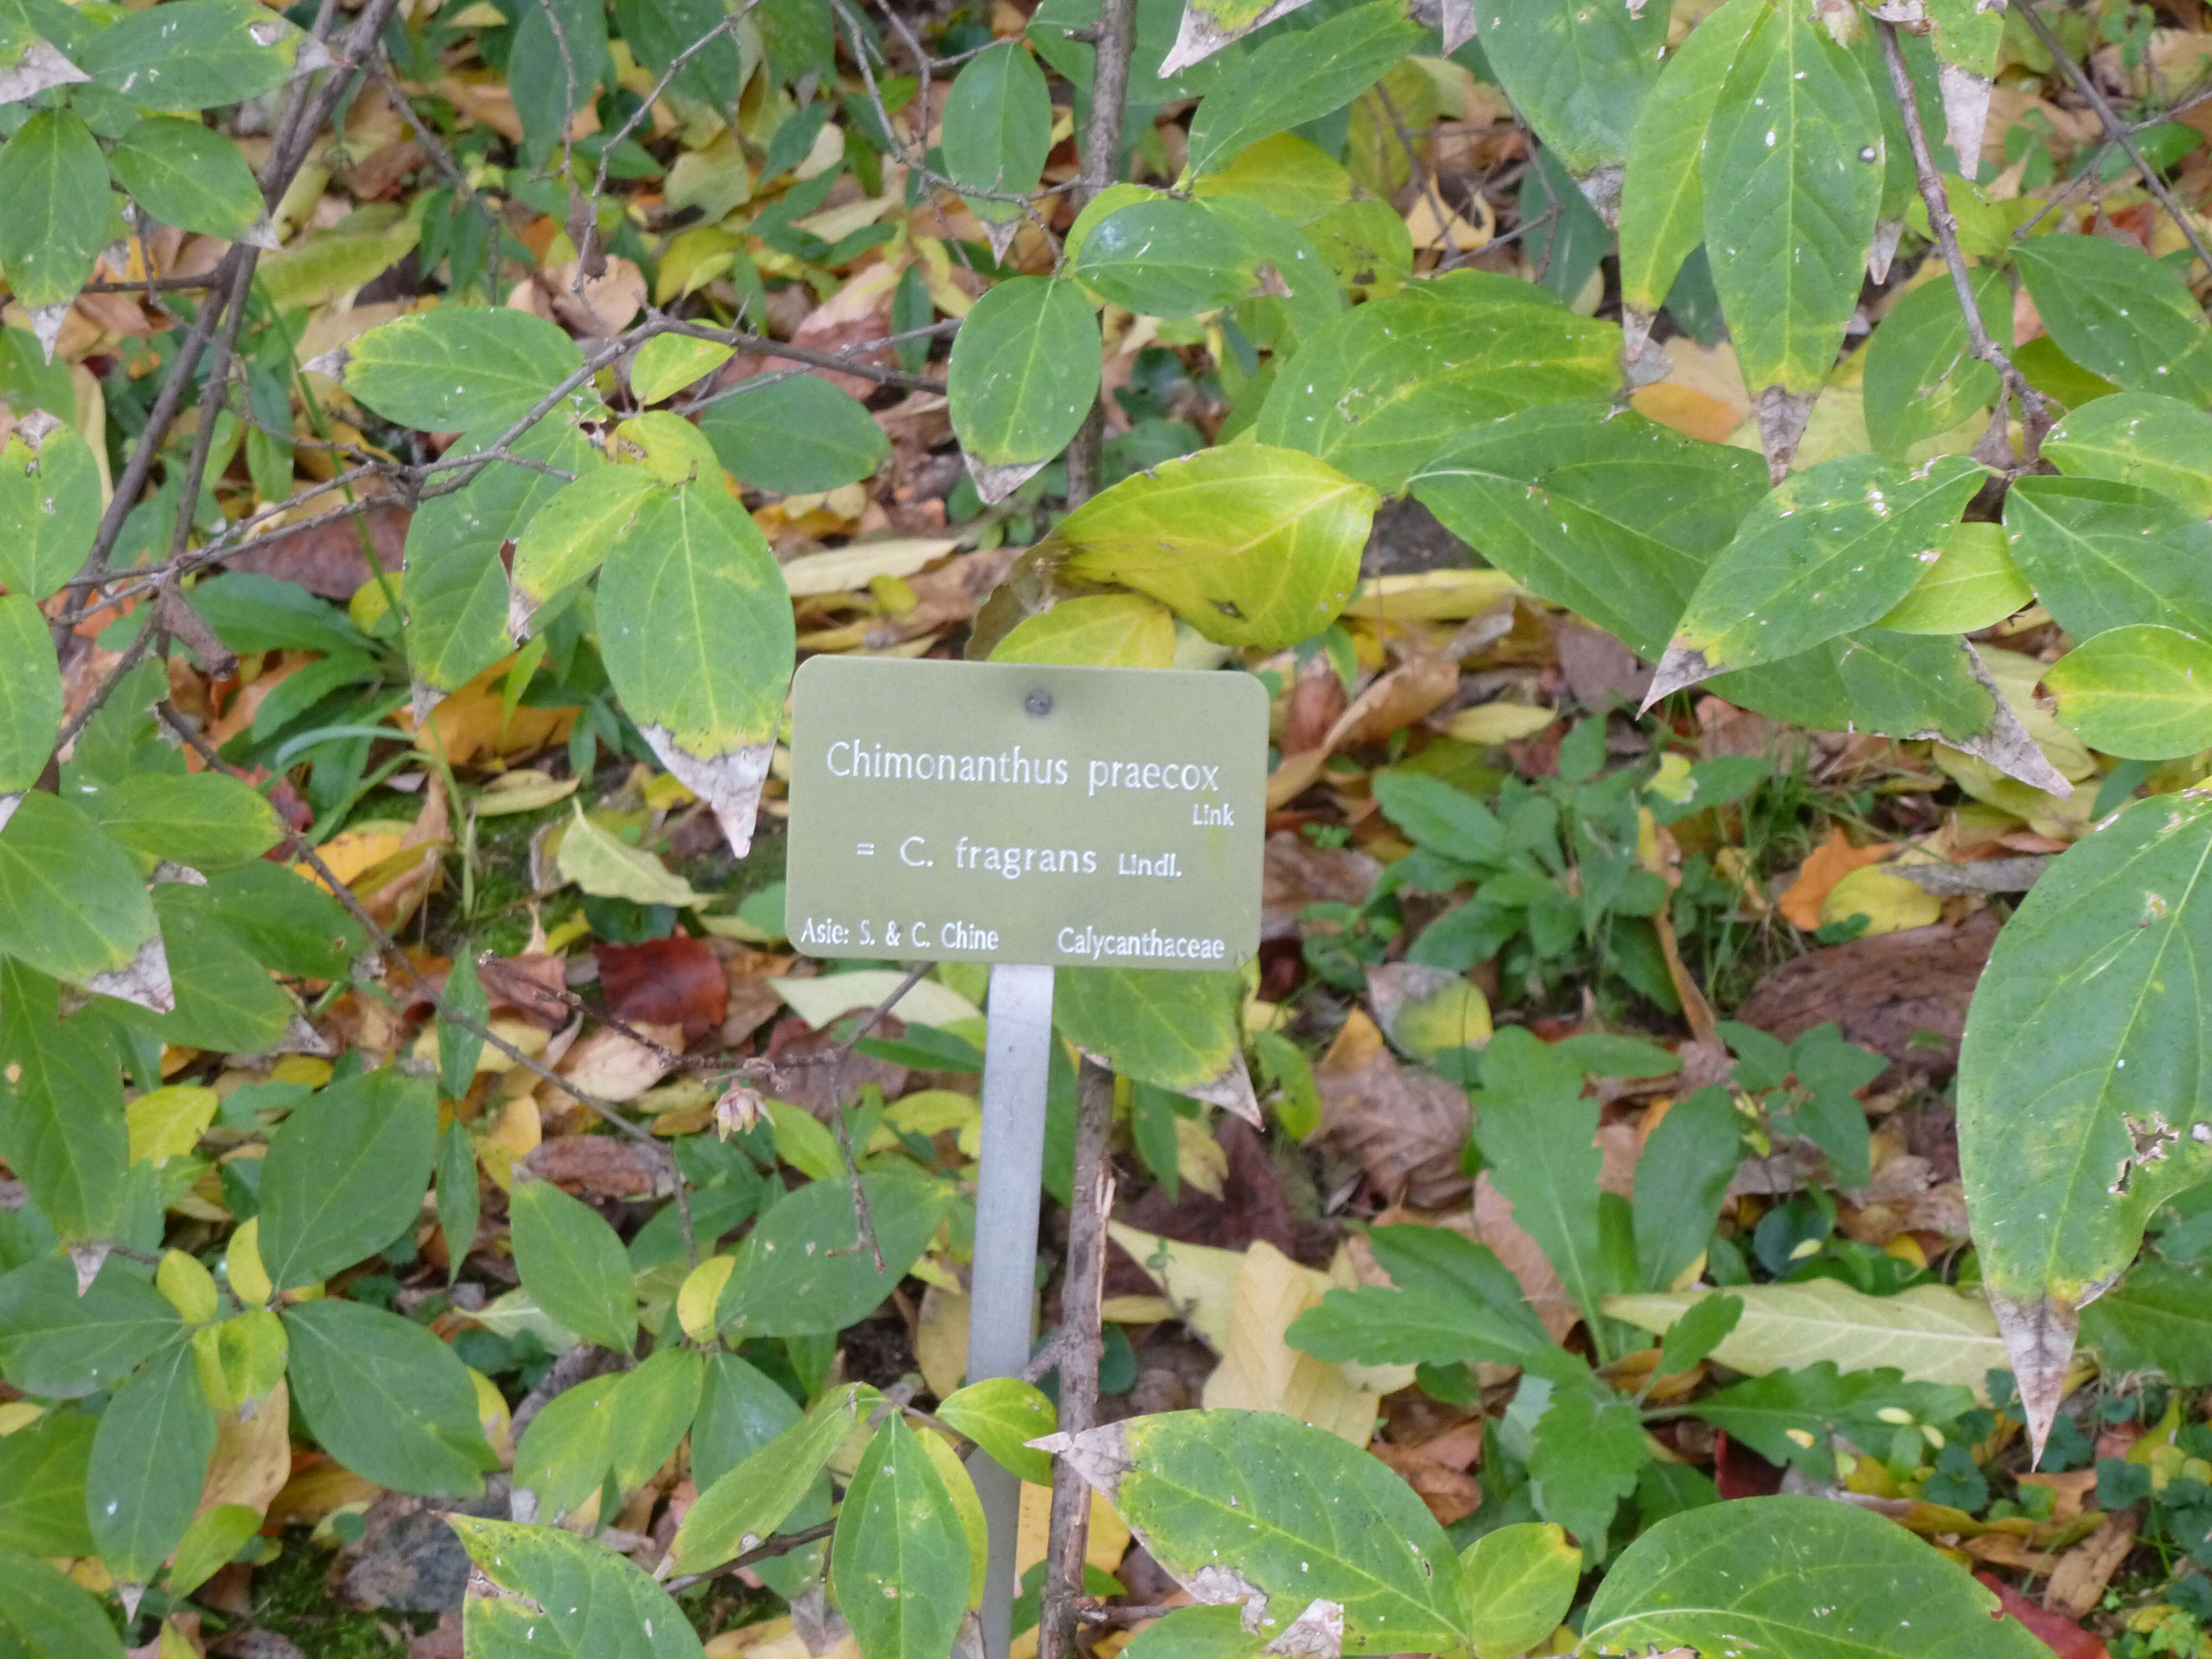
(785, 656), (1266, 1659)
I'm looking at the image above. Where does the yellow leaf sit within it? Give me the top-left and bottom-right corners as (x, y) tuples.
(475, 769), (582, 816)
(1820, 864), (1942, 935)
(226, 1218), (272, 1307)
(470, 1366), (514, 1461)
(915, 1285), (971, 1400)
(128, 1084), (217, 1167)
(1199, 1240), (1380, 1446)
(1444, 704), (1558, 744)
(677, 1255), (737, 1340)
(199, 1377), (294, 1517)
(1015, 1479), (1128, 1580)
(556, 806), (709, 907)
(158, 1250), (218, 1324)
(779, 537), (957, 598)
(0, 1401), (46, 1436)
(1173, 1115), (1228, 1198)
(1341, 568), (1520, 620)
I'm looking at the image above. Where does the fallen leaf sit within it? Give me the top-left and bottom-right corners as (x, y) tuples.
(2043, 1509), (2138, 1620)
(1820, 864), (1944, 935)
(1199, 1240), (1380, 1446)
(1262, 831), (1380, 940)
(525, 1133), (670, 1198)
(1778, 828), (1898, 931)
(549, 1022), (684, 1107)
(1974, 1572), (2111, 1659)
(594, 936), (728, 1043)
(1314, 1008), (1472, 1207)
(768, 970), (983, 1031)
(555, 808), (708, 908)
(1370, 1440), (1483, 1524)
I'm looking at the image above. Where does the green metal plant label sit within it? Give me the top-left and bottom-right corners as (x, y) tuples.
(786, 658), (1265, 968)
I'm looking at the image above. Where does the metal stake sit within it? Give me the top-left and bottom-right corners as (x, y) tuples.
(968, 962), (1057, 1659)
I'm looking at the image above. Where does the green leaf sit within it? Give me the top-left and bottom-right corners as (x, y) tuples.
(716, 1171), (947, 1339)
(2047, 624), (2212, 760)
(436, 950), (488, 1103)
(989, 593), (1177, 667)
(1689, 1361), (1969, 1477)
(1863, 267), (2013, 456)
(508, 0), (609, 170)
(257, 1067), (439, 1290)
(1960, 792), (2212, 1325)
(2016, 232), (2212, 404)
(691, 1353), (804, 1490)
(609, 1345), (703, 1493)
(1618, 0), (1764, 319)
(188, 570), (369, 656)
(941, 39), (1051, 220)
(672, 1382), (879, 1573)
(0, 1548), (124, 1659)
(283, 1297), (495, 1499)
(1652, 455), (1985, 690)
(1050, 445), (1376, 648)
(192, 861), (364, 981)
(2044, 392), (2212, 512)
(611, 0), (739, 107)
(108, 116), (264, 241)
(168, 1503), (263, 1599)
(1875, 521), (2032, 634)
(1461, 1523), (1580, 1659)
(1603, 1280), (2007, 1392)
(1410, 403), (1767, 658)
(1474, 1027), (1618, 1329)
(1074, 195), (1298, 319)
(1703, 0), (1883, 395)
(1528, 1376), (1648, 1551)
(1289, 1223), (1554, 1367)
(1656, 1291), (1743, 1375)
(448, 1515), (705, 1659)
(513, 1373), (622, 1518)
(80, 0), (306, 109)
(1256, 275), (1619, 495)
(0, 1407), (94, 1555)
(598, 478), (794, 855)
(435, 1122), (478, 1287)
(0, 1253), (179, 1399)
(1047, 1408), (1469, 1652)
(1631, 1086), (1741, 1291)
(112, 881), (302, 1053)
(1054, 967), (1250, 1112)
(2080, 1259), (2212, 1385)
(510, 1176), (639, 1354)
(698, 375), (890, 494)
(0, 961), (126, 1244)
(0, 595), (60, 795)
(945, 276), (1100, 470)
(1483, 0), (1668, 175)
(1585, 1494), (2049, 1659)
(2002, 476), (2212, 641)
(340, 307), (591, 433)
(507, 464), (661, 637)
(937, 1376), (1057, 1484)
(1373, 771), (1506, 864)
(84, 773), (283, 872)
(0, 414), (102, 599)
(0, 109), (108, 315)
(1185, 3), (1426, 179)
(87, 1338), (215, 1586)
(406, 416), (602, 696)
(1119, 1606), (1269, 1659)
(832, 1413), (972, 1659)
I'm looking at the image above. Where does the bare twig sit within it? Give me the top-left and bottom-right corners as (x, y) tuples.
(1872, 18), (2053, 464)
(154, 700), (700, 1266)
(662, 1519), (838, 1593)
(2016, 0), (2212, 283)
(1037, 1058), (1117, 1659)
(1060, 0), (1136, 507)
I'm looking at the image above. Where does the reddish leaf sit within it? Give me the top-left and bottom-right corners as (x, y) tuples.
(593, 935), (727, 1043)
(1974, 1572), (2111, 1659)
(1712, 1432), (1784, 1499)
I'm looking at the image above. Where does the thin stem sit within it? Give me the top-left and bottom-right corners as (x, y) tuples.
(1060, 0), (1136, 507)
(1871, 18), (2053, 463)
(1037, 1058), (1116, 1659)
(2015, 0), (2212, 284)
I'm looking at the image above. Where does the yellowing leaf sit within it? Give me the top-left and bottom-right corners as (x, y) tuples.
(127, 1084), (217, 1168)
(555, 807), (708, 907)
(677, 1255), (737, 1340)
(1820, 864), (1942, 935)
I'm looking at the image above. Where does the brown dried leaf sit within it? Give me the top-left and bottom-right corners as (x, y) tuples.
(593, 936), (728, 1043)
(1314, 1009), (1470, 1208)
(525, 1133), (670, 1199)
